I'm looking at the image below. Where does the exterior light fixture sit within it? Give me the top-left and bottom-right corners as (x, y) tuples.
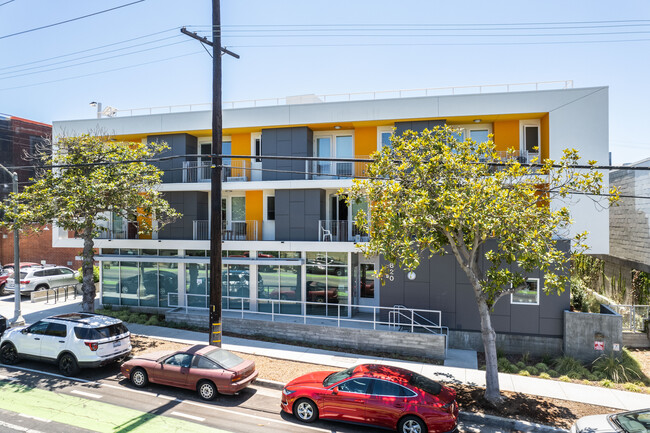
(473, 119), (481, 123)
(334, 125), (341, 130)
(407, 271), (416, 280)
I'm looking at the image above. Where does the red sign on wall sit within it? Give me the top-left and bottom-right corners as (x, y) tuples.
(594, 341), (604, 351)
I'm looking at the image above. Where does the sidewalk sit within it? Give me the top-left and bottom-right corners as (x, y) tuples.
(126, 323), (650, 412)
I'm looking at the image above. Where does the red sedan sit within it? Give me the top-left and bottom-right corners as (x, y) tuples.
(120, 344), (257, 400)
(281, 364), (458, 433)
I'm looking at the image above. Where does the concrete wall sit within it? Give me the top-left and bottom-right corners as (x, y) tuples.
(563, 309), (623, 362)
(275, 189), (325, 241)
(165, 311), (447, 360)
(449, 330), (563, 356)
(261, 127), (313, 181)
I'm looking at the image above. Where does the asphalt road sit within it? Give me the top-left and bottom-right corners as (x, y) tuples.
(0, 359), (518, 433)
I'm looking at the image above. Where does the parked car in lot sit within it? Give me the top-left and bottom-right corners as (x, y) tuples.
(5, 266), (79, 295)
(281, 363), (458, 433)
(571, 408), (650, 433)
(0, 313), (131, 376)
(0, 263), (42, 295)
(0, 314), (6, 336)
(121, 344), (258, 400)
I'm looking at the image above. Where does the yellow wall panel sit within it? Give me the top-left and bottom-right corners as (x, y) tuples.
(230, 133), (251, 179)
(493, 120), (519, 153)
(245, 190), (263, 241)
(354, 126), (377, 158)
(541, 113), (549, 161)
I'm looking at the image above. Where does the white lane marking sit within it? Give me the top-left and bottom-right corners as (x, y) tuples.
(0, 419), (46, 433)
(70, 390), (102, 399)
(156, 394), (177, 401)
(170, 411), (205, 422)
(18, 413), (51, 423)
(0, 366), (331, 433)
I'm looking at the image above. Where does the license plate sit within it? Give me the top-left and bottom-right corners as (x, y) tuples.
(7, 283), (14, 288)
(113, 341), (121, 347)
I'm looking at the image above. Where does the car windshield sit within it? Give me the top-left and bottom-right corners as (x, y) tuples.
(611, 409), (650, 432)
(203, 348), (245, 369)
(409, 372), (442, 396)
(323, 367), (355, 387)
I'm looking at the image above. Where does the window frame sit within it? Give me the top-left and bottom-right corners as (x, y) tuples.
(370, 378), (417, 398)
(251, 132), (262, 163)
(377, 126), (394, 151)
(448, 124), (493, 144)
(511, 278), (541, 306)
(519, 120), (541, 157)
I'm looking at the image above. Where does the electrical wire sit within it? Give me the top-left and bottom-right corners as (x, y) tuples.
(0, 1), (146, 41)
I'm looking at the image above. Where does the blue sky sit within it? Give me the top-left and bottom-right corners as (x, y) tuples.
(1, 0), (649, 164)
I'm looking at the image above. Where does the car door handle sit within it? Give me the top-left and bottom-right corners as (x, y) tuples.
(354, 399), (364, 403)
(58, 340), (65, 343)
(33, 338), (40, 341)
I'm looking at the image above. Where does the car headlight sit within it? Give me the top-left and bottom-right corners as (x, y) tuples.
(282, 388), (296, 396)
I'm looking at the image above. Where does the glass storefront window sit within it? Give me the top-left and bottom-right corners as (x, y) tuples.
(120, 249), (138, 256)
(224, 265), (250, 310)
(226, 250), (249, 257)
(305, 253), (349, 317)
(280, 251), (301, 259)
(258, 264), (279, 313)
(139, 262), (158, 307)
(101, 261), (119, 305)
(141, 249), (158, 256)
(186, 263), (208, 308)
(280, 265), (301, 314)
(119, 262), (139, 306)
(159, 263), (178, 308)
(258, 251), (278, 258)
(159, 250), (178, 256)
(101, 248), (118, 255)
(186, 250), (207, 257)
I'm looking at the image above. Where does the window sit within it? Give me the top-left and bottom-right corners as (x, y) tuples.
(313, 131), (354, 178)
(371, 379), (414, 397)
(377, 127), (393, 150)
(511, 278), (540, 305)
(450, 125), (493, 144)
(27, 321), (49, 335)
(193, 355), (219, 370)
(46, 323), (67, 338)
(164, 353), (193, 368)
(252, 133), (262, 162)
(267, 196), (275, 221)
(337, 378), (372, 394)
(520, 120), (541, 161)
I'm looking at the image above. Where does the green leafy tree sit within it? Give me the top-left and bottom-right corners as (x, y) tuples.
(0, 134), (180, 312)
(347, 126), (619, 404)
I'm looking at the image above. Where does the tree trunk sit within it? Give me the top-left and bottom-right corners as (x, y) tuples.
(80, 226), (96, 313)
(477, 295), (503, 405)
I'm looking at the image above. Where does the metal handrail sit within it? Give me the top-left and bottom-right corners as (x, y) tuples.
(112, 80), (574, 117)
(608, 304), (650, 332)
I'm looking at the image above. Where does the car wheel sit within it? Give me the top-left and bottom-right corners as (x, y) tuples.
(294, 398), (318, 423)
(398, 415), (428, 433)
(130, 368), (148, 388)
(0, 343), (19, 365)
(197, 380), (217, 400)
(335, 268), (342, 276)
(0, 283), (5, 295)
(58, 353), (80, 376)
(35, 285), (48, 291)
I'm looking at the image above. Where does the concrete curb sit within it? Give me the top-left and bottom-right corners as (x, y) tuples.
(459, 411), (569, 433)
(252, 378), (569, 432)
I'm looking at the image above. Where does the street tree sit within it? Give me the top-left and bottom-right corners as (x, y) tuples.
(347, 126), (619, 404)
(0, 134), (180, 312)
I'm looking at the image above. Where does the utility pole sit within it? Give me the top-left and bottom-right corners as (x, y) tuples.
(181, 4), (238, 347)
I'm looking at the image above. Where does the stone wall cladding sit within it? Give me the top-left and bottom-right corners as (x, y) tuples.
(164, 312), (447, 360)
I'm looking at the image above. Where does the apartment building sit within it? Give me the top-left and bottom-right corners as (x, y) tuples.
(52, 85), (609, 351)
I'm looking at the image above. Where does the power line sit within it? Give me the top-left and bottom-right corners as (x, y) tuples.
(0, 0), (15, 7)
(0, 1), (146, 41)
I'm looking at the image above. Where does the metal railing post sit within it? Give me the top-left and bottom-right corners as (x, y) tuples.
(373, 307), (376, 330)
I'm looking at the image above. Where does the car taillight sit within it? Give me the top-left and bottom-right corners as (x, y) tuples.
(84, 342), (98, 351)
(231, 373), (242, 382)
(20, 280), (30, 284)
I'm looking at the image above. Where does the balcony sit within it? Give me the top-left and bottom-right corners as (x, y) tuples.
(308, 156), (371, 180)
(192, 220), (259, 241)
(182, 158), (251, 183)
(319, 220), (368, 242)
(495, 150), (539, 164)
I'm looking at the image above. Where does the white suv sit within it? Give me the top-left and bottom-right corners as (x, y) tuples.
(0, 313), (131, 376)
(5, 266), (79, 295)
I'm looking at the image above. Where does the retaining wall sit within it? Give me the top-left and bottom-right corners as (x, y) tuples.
(564, 309), (623, 362)
(448, 330), (563, 356)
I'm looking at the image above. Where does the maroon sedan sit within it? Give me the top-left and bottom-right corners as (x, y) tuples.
(281, 364), (458, 433)
(120, 344), (257, 400)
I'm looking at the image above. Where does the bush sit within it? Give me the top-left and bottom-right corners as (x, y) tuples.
(497, 358), (511, 372)
(554, 356), (585, 376)
(559, 375), (571, 382)
(600, 379), (614, 388)
(568, 371), (584, 380)
(145, 316), (160, 326)
(586, 374), (598, 381)
(521, 352), (531, 364)
(534, 362), (549, 373)
(623, 383), (642, 393)
(539, 372), (551, 380)
(526, 366), (539, 376)
(592, 350), (642, 383)
(508, 364), (520, 374)
(548, 369), (559, 378)
(516, 361), (526, 369)
(518, 370), (530, 376)
(76, 265), (100, 283)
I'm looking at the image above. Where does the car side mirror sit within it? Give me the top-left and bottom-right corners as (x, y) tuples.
(21, 329), (28, 334)
(331, 387), (338, 395)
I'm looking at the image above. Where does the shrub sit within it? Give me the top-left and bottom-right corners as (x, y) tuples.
(539, 372), (551, 380)
(548, 369), (559, 378)
(497, 358), (511, 372)
(534, 362), (549, 373)
(594, 371), (607, 381)
(559, 375), (571, 382)
(526, 366), (539, 376)
(516, 361), (526, 369)
(145, 316), (160, 326)
(508, 364), (520, 374)
(542, 353), (553, 365)
(521, 352), (531, 364)
(600, 379), (614, 388)
(518, 370), (530, 376)
(568, 371), (584, 380)
(623, 383), (642, 393)
(586, 374), (598, 381)
(554, 356), (585, 376)
(592, 350), (642, 383)
(76, 265), (100, 283)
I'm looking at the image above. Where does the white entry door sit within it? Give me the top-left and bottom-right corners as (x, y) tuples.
(357, 258), (379, 309)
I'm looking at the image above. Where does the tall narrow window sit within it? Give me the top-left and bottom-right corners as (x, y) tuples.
(267, 196), (275, 220)
(254, 137), (262, 162)
(524, 125), (539, 153)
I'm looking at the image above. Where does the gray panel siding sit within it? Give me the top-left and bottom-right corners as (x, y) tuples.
(147, 134), (197, 183)
(158, 191), (207, 240)
(274, 189), (324, 241)
(261, 127), (313, 180)
(378, 239), (570, 337)
(394, 119), (446, 136)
